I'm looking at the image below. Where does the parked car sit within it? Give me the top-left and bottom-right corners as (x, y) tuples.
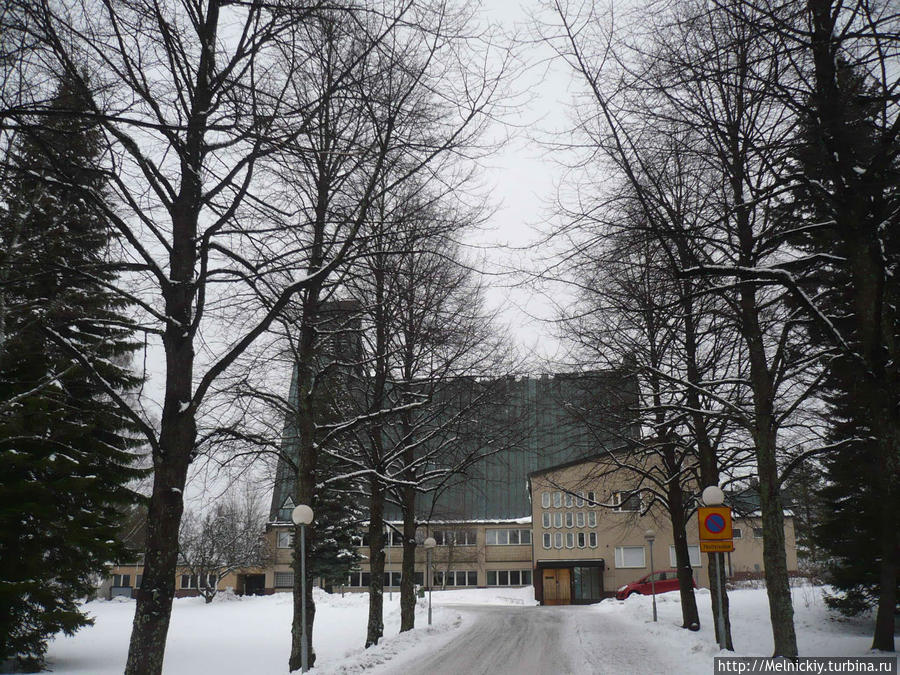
(615, 569), (695, 600)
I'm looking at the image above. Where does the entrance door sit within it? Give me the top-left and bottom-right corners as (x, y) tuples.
(542, 569), (572, 605)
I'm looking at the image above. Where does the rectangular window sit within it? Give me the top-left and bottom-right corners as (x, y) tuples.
(733, 528), (742, 539)
(486, 528), (530, 545)
(576, 512), (585, 527)
(277, 531), (294, 549)
(112, 574), (132, 587)
(434, 570), (444, 587)
(565, 512), (574, 528)
(566, 532), (574, 548)
(135, 575), (142, 588)
(753, 528), (764, 539)
(542, 512), (551, 528)
(669, 545), (702, 567)
(487, 570), (532, 586)
(180, 574), (196, 589)
(274, 572), (294, 588)
(614, 491), (641, 512)
(543, 532), (551, 549)
(553, 512), (563, 528)
(414, 571), (424, 586)
(361, 572), (371, 587)
(553, 492), (562, 507)
(588, 532), (597, 548)
(577, 532), (586, 548)
(587, 511), (597, 527)
(615, 546), (646, 568)
(541, 492), (551, 508)
(554, 532), (563, 549)
(468, 571), (478, 586)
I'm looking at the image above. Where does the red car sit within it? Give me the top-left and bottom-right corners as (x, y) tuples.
(615, 569), (696, 600)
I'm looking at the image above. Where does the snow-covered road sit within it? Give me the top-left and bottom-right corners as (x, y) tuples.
(371, 604), (680, 675)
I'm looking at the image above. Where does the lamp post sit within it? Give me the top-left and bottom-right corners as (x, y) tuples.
(644, 529), (657, 622)
(292, 504), (314, 673)
(424, 536), (436, 625)
(702, 485), (727, 650)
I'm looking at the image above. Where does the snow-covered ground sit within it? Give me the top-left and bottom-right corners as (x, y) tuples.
(44, 584), (897, 674)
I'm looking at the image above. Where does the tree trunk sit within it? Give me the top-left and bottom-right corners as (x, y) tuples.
(125, 455), (191, 675)
(755, 424), (798, 658)
(666, 477), (700, 630)
(399, 485), (417, 632)
(680, 273), (735, 649)
(289, 310), (321, 671)
(365, 477), (386, 647)
(125, 193), (200, 674)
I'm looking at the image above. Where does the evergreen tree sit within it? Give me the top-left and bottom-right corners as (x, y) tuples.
(0, 76), (145, 671)
(780, 60), (900, 629)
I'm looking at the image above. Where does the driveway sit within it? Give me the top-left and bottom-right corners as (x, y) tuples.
(372, 604), (676, 675)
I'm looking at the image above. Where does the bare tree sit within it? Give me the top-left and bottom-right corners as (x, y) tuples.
(543, 0), (832, 656)
(177, 492), (268, 604)
(5, 1), (460, 672)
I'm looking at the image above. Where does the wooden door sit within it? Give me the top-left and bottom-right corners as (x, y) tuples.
(542, 569), (572, 605)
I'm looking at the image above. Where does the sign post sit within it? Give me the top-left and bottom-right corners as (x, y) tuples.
(699, 487), (733, 651)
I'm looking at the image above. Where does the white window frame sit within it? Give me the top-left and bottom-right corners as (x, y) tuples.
(553, 512), (563, 528)
(553, 491), (562, 508)
(733, 527), (743, 539)
(542, 512), (551, 528)
(588, 532), (598, 548)
(587, 491), (596, 504)
(576, 492), (584, 507)
(565, 532), (574, 548)
(753, 528), (764, 539)
(669, 545), (702, 567)
(565, 492), (574, 508)
(615, 546), (646, 568)
(565, 512), (574, 528)
(541, 491), (551, 509)
(277, 531), (294, 549)
(577, 532), (586, 548)
(554, 532), (563, 549)
(576, 512), (585, 527)
(587, 511), (597, 527)
(543, 532), (551, 549)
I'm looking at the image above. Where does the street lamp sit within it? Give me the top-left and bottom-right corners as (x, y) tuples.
(424, 536), (436, 625)
(644, 529), (657, 622)
(292, 504), (314, 673)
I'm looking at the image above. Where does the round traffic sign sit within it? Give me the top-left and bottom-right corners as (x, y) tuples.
(705, 513), (726, 534)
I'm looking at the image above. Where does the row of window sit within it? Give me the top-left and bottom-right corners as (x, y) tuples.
(541, 511), (598, 529)
(180, 573), (218, 589)
(541, 490), (596, 509)
(434, 570), (478, 587)
(487, 570), (532, 586)
(111, 574), (140, 588)
(540, 490), (641, 512)
(542, 531), (598, 550)
(484, 528), (531, 545)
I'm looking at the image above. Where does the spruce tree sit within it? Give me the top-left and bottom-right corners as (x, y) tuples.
(0, 76), (144, 671)
(779, 61), (900, 634)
